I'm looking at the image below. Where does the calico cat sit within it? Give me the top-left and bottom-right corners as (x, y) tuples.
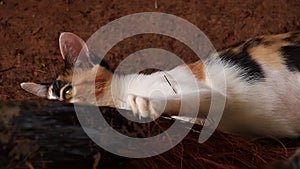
(21, 32), (300, 138)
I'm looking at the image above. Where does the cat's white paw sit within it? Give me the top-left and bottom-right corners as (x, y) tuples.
(128, 94), (163, 119)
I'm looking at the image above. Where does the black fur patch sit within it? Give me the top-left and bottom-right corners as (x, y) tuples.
(90, 51), (114, 72)
(228, 37), (263, 53)
(220, 49), (265, 82)
(284, 32), (300, 43)
(281, 45), (300, 71)
(230, 40), (245, 49)
(99, 60), (114, 72)
(52, 80), (63, 97)
(261, 40), (275, 46)
(243, 37), (263, 49)
(229, 37), (262, 49)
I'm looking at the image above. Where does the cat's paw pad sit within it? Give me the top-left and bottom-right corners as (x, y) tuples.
(128, 94), (162, 119)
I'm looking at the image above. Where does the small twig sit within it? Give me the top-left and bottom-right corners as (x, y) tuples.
(25, 161), (35, 169)
(36, 69), (47, 74)
(164, 75), (177, 94)
(154, 0), (158, 8)
(32, 26), (43, 35)
(0, 66), (15, 73)
(92, 152), (101, 169)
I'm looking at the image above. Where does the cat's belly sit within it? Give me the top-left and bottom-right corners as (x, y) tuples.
(219, 68), (300, 137)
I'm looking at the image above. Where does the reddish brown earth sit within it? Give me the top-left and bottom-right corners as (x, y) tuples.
(0, 0), (300, 169)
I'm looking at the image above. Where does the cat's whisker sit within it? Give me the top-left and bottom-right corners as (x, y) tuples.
(163, 74), (177, 94)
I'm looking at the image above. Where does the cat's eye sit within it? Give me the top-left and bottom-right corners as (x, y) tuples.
(63, 86), (73, 100)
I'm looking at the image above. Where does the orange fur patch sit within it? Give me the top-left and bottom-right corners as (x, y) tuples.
(248, 45), (286, 69)
(248, 33), (295, 69)
(94, 67), (114, 106)
(230, 32), (298, 69)
(187, 60), (206, 80)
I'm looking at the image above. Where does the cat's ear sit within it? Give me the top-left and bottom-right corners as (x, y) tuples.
(20, 82), (48, 98)
(59, 32), (94, 70)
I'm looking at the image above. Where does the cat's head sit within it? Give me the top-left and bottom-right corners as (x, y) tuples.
(20, 32), (113, 104)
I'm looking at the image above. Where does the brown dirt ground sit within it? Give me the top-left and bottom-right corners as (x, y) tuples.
(0, 0), (300, 169)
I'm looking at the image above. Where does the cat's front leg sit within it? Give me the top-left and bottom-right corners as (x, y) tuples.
(128, 94), (168, 119)
(128, 94), (183, 119)
(127, 93), (203, 119)
(127, 90), (213, 120)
